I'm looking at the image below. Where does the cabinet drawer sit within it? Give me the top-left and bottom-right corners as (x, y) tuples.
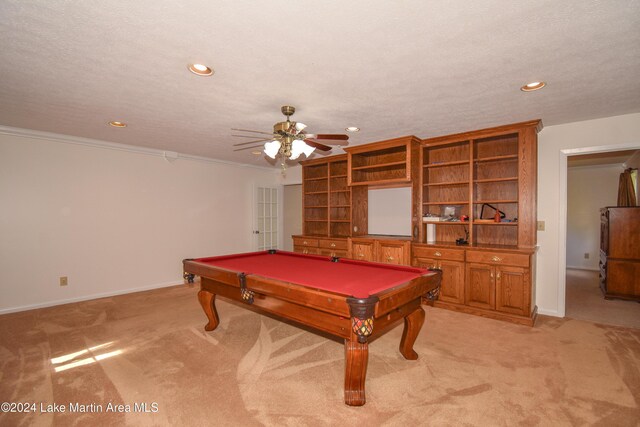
(319, 248), (349, 258)
(294, 246), (320, 255)
(318, 238), (348, 250)
(412, 245), (465, 261)
(466, 251), (530, 267)
(292, 237), (319, 247)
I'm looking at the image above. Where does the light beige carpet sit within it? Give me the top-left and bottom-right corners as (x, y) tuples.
(1, 283), (639, 426)
(566, 268), (640, 329)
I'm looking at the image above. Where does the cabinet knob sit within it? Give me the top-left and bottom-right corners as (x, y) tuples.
(330, 243), (336, 247)
(303, 249), (308, 254)
(496, 272), (501, 279)
(303, 241), (308, 245)
(491, 256), (502, 262)
(387, 256), (394, 261)
(434, 251), (442, 257)
(358, 253), (364, 258)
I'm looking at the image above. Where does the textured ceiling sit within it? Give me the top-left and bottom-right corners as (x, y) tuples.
(1, 1), (639, 167)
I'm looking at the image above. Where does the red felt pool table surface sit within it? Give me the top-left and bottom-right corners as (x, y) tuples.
(193, 251), (430, 298)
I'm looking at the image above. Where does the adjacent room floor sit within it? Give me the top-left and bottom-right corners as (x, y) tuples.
(566, 268), (640, 329)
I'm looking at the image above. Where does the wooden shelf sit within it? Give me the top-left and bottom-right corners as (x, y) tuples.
(330, 220), (351, 223)
(424, 181), (468, 187)
(474, 154), (518, 163)
(423, 201), (469, 205)
(474, 177), (518, 183)
(473, 221), (518, 226)
(305, 205), (328, 208)
(424, 160), (469, 168)
(330, 174), (348, 178)
(330, 190), (350, 194)
(304, 191), (328, 195)
(351, 160), (406, 171)
(474, 200), (518, 204)
(304, 176), (328, 181)
(304, 219), (328, 223)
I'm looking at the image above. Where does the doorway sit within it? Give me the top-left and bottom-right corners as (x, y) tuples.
(564, 150), (640, 328)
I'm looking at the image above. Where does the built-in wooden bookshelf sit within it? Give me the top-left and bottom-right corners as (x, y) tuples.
(345, 136), (420, 187)
(301, 155), (367, 238)
(416, 120), (542, 326)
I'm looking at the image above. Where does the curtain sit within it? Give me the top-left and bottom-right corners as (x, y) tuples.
(617, 168), (637, 206)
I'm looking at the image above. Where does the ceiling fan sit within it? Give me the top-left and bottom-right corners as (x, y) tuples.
(232, 106), (349, 161)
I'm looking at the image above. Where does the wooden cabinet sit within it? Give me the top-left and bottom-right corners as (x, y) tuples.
(600, 207), (640, 301)
(350, 239), (376, 262)
(292, 236), (348, 257)
(413, 244), (465, 304)
(301, 155), (367, 238)
(414, 120), (540, 326)
(294, 120), (542, 326)
(462, 249), (534, 323)
(349, 237), (411, 265)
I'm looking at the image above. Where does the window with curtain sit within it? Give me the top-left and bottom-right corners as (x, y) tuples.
(617, 168), (638, 206)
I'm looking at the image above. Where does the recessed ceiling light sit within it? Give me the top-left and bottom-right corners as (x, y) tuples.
(108, 121), (127, 128)
(251, 151), (262, 155)
(345, 127), (360, 132)
(521, 81), (546, 92)
(188, 63), (214, 76)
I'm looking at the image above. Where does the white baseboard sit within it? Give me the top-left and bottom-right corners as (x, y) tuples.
(0, 280), (183, 315)
(536, 308), (563, 317)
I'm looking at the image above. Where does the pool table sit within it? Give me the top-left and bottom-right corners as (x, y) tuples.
(183, 250), (441, 406)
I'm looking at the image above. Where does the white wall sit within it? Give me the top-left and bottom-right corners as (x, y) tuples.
(0, 128), (280, 313)
(368, 187), (412, 236)
(536, 112), (640, 317)
(282, 184), (302, 250)
(566, 164), (621, 270)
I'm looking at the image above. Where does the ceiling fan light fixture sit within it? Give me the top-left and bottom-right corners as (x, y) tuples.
(290, 140), (315, 160)
(346, 127), (360, 132)
(188, 63), (214, 76)
(521, 81), (546, 91)
(264, 140), (281, 159)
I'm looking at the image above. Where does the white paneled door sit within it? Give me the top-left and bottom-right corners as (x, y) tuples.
(254, 186), (279, 250)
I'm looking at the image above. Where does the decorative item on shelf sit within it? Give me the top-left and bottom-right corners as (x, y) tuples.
(423, 213), (442, 222)
(461, 215), (469, 222)
(427, 223), (436, 243)
(455, 227), (469, 246)
(480, 203), (506, 221)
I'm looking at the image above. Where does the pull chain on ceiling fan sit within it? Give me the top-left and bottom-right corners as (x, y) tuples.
(232, 106), (349, 168)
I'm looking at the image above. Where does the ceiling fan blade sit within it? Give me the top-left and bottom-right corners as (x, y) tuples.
(231, 128), (274, 136)
(233, 138), (271, 146)
(303, 134), (349, 141)
(304, 139), (332, 151)
(234, 144), (265, 151)
(232, 134), (270, 138)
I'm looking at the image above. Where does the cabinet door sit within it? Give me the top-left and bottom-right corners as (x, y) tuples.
(377, 243), (406, 265)
(495, 266), (529, 315)
(439, 259), (465, 304)
(465, 263), (495, 310)
(351, 242), (375, 262)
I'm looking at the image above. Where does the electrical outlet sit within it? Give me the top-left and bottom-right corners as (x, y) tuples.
(59, 276), (68, 286)
(537, 221), (545, 231)
(584, 253), (590, 259)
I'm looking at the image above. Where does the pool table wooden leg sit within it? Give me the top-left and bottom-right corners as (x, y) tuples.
(344, 336), (368, 406)
(197, 290), (219, 331)
(399, 306), (425, 360)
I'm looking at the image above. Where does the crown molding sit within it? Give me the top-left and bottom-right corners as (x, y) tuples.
(0, 125), (274, 171)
